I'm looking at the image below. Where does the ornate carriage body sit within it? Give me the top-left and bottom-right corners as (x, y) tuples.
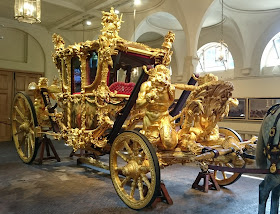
(12, 8), (256, 210)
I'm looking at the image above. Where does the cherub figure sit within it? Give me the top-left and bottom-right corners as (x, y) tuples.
(52, 33), (65, 50)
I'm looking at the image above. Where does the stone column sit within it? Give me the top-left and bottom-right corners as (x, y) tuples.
(176, 55), (199, 83)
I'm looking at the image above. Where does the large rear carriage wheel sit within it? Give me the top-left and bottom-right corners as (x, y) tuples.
(212, 127), (245, 186)
(110, 131), (160, 210)
(12, 92), (39, 164)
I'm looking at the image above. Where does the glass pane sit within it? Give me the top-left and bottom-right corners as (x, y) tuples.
(273, 38), (280, 59)
(71, 56), (81, 94)
(196, 42), (235, 73)
(86, 51), (98, 85)
(109, 52), (155, 86)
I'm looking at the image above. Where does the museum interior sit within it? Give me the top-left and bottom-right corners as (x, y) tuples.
(1, 0), (280, 213)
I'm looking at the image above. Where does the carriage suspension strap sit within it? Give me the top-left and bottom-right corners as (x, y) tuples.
(264, 106), (280, 174)
(40, 88), (60, 133)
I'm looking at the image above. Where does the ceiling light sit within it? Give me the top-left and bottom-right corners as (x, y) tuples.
(115, 9), (120, 14)
(215, 0), (228, 64)
(14, 0), (41, 24)
(134, 0), (141, 6)
(85, 20), (92, 26)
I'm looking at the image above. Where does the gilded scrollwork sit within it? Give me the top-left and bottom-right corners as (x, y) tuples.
(30, 7), (256, 171)
(130, 64), (256, 167)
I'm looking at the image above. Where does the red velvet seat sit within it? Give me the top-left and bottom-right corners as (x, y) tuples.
(109, 82), (135, 95)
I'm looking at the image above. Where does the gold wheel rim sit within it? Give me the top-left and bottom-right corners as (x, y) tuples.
(12, 93), (37, 163)
(110, 132), (158, 210)
(214, 128), (244, 186)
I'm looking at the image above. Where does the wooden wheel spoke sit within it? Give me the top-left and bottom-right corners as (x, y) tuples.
(138, 151), (146, 160)
(212, 128), (245, 186)
(123, 140), (133, 155)
(121, 176), (131, 187)
(137, 177), (144, 200)
(115, 166), (123, 173)
(222, 171), (227, 179)
(14, 129), (24, 136)
(214, 170), (217, 178)
(134, 151), (146, 165)
(14, 106), (26, 121)
(217, 163), (227, 179)
(27, 137), (32, 158)
(13, 118), (23, 124)
(24, 137), (28, 156)
(17, 98), (26, 112)
(132, 141), (140, 155)
(28, 133), (34, 151)
(140, 166), (150, 174)
(19, 135), (25, 146)
(116, 151), (130, 162)
(110, 131), (160, 209)
(141, 174), (151, 189)
(13, 92), (38, 164)
(130, 179), (136, 198)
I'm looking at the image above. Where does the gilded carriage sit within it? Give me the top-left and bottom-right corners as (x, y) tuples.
(12, 8), (257, 210)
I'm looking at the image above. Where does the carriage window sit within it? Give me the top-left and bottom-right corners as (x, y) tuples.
(109, 52), (155, 86)
(117, 66), (142, 83)
(130, 67), (142, 83)
(86, 51), (98, 85)
(71, 56), (81, 94)
(117, 67), (126, 82)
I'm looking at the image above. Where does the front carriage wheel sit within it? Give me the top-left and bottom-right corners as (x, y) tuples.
(110, 131), (160, 210)
(212, 127), (245, 186)
(12, 92), (39, 164)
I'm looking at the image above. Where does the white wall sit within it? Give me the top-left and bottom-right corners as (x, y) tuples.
(0, 26), (45, 73)
(218, 76), (280, 135)
(196, 2), (280, 136)
(2, 0), (280, 137)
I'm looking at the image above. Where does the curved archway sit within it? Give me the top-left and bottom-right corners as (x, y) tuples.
(197, 42), (234, 71)
(196, 42), (234, 79)
(134, 12), (184, 79)
(0, 26), (45, 74)
(259, 19), (280, 76)
(197, 0), (249, 79)
(136, 31), (178, 81)
(260, 32), (280, 75)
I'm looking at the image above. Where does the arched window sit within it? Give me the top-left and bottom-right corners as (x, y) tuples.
(261, 32), (280, 74)
(196, 42), (234, 73)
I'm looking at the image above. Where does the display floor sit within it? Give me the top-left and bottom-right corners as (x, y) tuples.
(0, 140), (271, 214)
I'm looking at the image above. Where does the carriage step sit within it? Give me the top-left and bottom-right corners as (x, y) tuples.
(192, 171), (220, 193)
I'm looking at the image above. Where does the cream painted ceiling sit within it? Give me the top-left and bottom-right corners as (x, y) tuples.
(0, 0), (165, 31)
(1, 0), (280, 34)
